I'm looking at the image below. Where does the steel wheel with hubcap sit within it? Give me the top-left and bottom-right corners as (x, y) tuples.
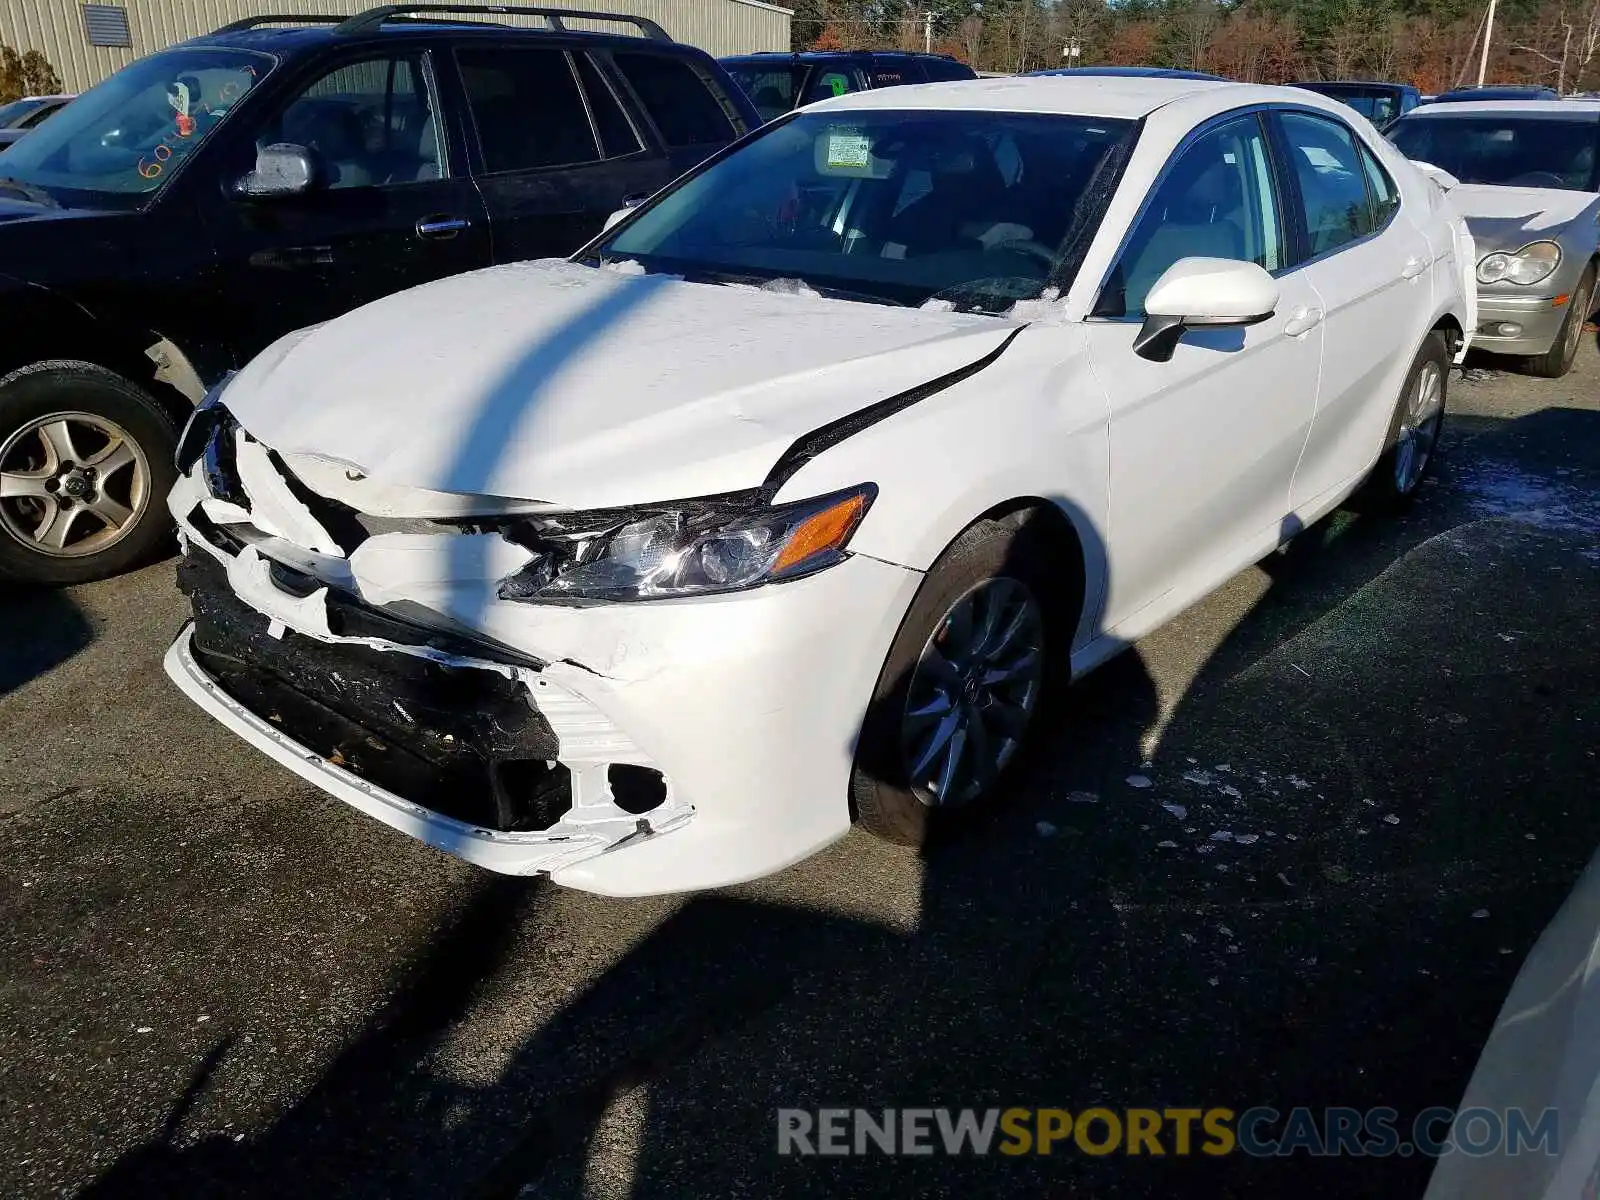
(902, 577), (1045, 807)
(0, 411), (150, 558)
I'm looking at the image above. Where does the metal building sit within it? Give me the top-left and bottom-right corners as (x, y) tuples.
(0, 0), (792, 95)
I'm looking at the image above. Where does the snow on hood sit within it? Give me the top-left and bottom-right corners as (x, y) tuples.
(1441, 183), (1600, 250)
(223, 259), (1019, 513)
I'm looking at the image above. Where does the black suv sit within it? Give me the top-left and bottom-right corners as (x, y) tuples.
(720, 51), (976, 122)
(0, 4), (759, 584)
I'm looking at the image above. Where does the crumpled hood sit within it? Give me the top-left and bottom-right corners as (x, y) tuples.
(223, 259), (1020, 513)
(1445, 183), (1600, 251)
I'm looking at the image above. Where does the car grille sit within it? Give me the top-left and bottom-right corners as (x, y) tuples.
(179, 551), (570, 832)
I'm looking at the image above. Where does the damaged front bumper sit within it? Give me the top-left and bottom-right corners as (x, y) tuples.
(164, 415), (923, 896)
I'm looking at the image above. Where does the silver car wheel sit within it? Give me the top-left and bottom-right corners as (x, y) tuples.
(1393, 359), (1444, 495)
(901, 576), (1046, 808)
(0, 411), (150, 558)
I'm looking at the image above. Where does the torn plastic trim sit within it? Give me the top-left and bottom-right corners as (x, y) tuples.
(164, 626), (693, 877)
(761, 327), (1024, 496)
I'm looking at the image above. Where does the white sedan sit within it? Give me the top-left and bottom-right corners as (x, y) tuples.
(163, 76), (1474, 896)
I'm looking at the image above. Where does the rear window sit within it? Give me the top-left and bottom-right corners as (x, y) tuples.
(869, 60), (923, 87)
(921, 58), (977, 83)
(612, 51), (741, 148)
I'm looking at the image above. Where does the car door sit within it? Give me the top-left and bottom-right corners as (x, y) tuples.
(198, 46), (492, 360)
(1084, 111), (1324, 632)
(1272, 108), (1433, 515)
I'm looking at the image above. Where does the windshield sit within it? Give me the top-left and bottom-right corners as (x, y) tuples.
(0, 47), (272, 209)
(0, 98), (52, 129)
(1303, 85), (1402, 125)
(1388, 115), (1600, 190)
(594, 110), (1134, 313)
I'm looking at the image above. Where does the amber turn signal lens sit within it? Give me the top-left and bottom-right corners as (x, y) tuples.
(772, 491), (870, 574)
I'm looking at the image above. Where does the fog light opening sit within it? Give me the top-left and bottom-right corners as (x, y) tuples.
(608, 764), (667, 814)
(491, 759), (573, 831)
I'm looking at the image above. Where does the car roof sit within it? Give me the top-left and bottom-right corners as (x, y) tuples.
(1402, 99), (1600, 117)
(801, 74), (1260, 119)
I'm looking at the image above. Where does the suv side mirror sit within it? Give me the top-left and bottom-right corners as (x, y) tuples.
(234, 143), (321, 199)
(603, 192), (650, 232)
(1134, 257), (1279, 362)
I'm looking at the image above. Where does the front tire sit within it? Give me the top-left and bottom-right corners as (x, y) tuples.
(1523, 264), (1594, 379)
(851, 510), (1072, 847)
(1352, 330), (1449, 514)
(0, 361), (180, 586)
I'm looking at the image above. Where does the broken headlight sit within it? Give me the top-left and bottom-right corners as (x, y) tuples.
(497, 484), (876, 603)
(175, 372), (235, 474)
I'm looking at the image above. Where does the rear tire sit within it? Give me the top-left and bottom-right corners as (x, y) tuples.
(1351, 330), (1449, 515)
(1523, 264), (1594, 379)
(0, 361), (180, 586)
(851, 509), (1074, 848)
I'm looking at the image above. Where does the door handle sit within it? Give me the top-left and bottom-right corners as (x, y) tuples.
(1283, 305), (1324, 337)
(416, 215), (470, 240)
(1401, 255), (1428, 279)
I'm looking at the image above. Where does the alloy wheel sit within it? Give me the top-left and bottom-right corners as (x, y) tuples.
(901, 576), (1046, 808)
(1393, 360), (1444, 495)
(0, 411), (150, 558)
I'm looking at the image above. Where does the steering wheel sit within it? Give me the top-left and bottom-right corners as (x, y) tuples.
(986, 238), (1057, 268)
(1507, 170), (1568, 189)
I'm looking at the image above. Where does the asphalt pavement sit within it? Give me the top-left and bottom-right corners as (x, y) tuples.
(1, 341), (1597, 1199)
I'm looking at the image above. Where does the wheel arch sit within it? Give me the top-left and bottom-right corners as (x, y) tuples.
(0, 285), (203, 431)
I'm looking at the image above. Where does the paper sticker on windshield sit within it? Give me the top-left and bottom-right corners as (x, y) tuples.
(826, 130), (871, 170)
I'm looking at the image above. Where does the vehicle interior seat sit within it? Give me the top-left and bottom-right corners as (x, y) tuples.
(279, 100), (376, 189)
(1116, 155), (1247, 313)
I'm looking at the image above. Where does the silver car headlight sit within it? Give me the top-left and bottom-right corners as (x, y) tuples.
(1477, 241), (1561, 286)
(497, 484), (876, 603)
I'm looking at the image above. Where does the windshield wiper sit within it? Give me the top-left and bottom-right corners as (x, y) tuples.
(0, 176), (59, 208)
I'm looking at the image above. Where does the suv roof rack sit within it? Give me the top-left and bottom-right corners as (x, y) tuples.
(333, 4), (670, 40)
(212, 14), (348, 33)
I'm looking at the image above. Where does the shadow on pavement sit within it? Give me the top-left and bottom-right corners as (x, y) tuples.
(0, 585), (94, 698)
(82, 401), (1600, 1197)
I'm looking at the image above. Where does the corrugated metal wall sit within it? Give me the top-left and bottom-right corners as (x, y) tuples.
(0, 0), (791, 94)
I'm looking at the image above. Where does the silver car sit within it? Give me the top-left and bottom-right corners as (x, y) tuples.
(1388, 100), (1600, 377)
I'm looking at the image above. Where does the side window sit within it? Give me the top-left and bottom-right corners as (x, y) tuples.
(611, 51), (740, 148)
(802, 68), (861, 105)
(575, 53), (642, 158)
(1098, 115), (1284, 318)
(267, 55), (442, 189)
(458, 47), (599, 173)
(1278, 110), (1375, 258)
(1358, 142), (1399, 227)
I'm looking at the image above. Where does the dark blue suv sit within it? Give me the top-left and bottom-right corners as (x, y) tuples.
(0, 4), (759, 584)
(720, 51), (976, 122)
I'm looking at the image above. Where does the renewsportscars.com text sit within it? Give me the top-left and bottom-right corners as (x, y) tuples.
(776, 1106), (1559, 1158)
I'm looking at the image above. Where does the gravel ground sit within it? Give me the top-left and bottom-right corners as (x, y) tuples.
(1, 341), (1596, 1199)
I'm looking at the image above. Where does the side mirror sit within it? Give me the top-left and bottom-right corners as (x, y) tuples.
(234, 143), (320, 199)
(602, 192), (650, 232)
(1134, 257), (1279, 362)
